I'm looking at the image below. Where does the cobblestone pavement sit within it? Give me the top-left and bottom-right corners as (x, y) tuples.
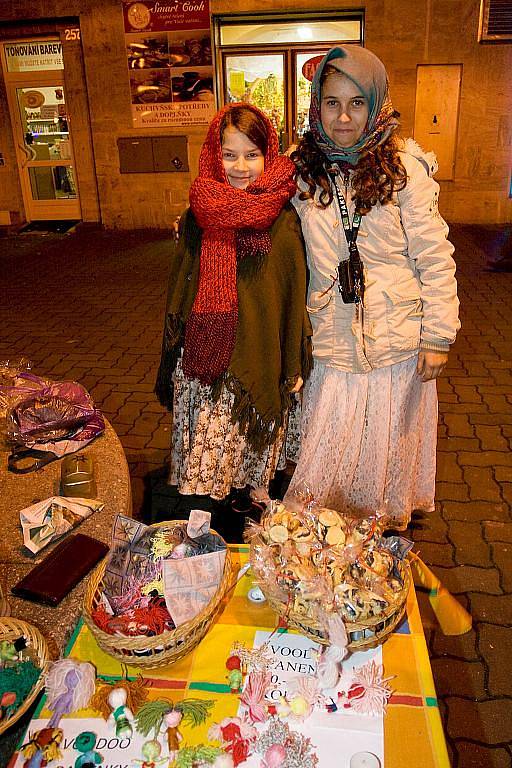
(1, 223), (511, 767)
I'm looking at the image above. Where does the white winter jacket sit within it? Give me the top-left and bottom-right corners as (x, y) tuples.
(292, 140), (460, 374)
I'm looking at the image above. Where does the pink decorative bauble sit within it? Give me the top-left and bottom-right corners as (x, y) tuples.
(263, 743), (287, 767)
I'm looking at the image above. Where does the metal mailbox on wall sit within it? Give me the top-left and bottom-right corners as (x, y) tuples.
(118, 136), (189, 174)
(152, 137), (188, 173)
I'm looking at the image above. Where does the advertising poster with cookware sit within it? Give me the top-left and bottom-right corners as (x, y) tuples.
(123, 0), (215, 128)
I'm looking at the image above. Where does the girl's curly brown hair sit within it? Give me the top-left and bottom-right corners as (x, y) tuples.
(291, 69), (408, 214)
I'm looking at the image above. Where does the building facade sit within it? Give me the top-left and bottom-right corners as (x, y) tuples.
(0, 0), (510, 229)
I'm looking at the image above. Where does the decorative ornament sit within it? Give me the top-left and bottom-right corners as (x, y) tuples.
(45, 659), (96, 726)
(90, 675), (148, 734)
(0, 691), (17, 721)
(107, 688), (134, 738)
(136, 697), (214, 745)
(21, 727), (63, 768)
(230, 642), (273, 675)
(0, 636), (28, 666)
(225, 655), (243, 694)
(73, 731), (103, 768)
(262, 743), (287, 768)
(135, 697), (213, 766)
(162, 709), (183, 761)
(274, 675), (324, 722)
(239, 670), (271, 723)
(174, 744), (226, 768)
(23, 659), (96, 768)
(208, 717), (257, 767)
(316, 613), (348, 692)
(338, 661), (393, 716)
(133, 739), (167, 768)
(254, 718), (318, 768)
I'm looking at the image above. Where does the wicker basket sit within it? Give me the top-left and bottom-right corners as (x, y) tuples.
(0, 618), (51, 735)
(0, 585), (10, 617)
(252, 545), (411, 652)
(83, 523), (234, 669)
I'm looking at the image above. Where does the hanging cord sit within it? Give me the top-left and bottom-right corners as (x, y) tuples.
(327, 167), (365, 308)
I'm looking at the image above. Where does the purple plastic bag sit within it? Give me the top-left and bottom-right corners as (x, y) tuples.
(2, 372), (104, 471)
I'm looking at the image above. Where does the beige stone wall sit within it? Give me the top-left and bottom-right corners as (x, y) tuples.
(0, 0), (510, 227)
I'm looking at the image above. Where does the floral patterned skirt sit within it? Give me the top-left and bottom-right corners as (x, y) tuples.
(169, 359), (300, 501)
(285, 355), (438, 529)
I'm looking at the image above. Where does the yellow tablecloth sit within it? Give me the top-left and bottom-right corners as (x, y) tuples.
(36, 545), (450, 767)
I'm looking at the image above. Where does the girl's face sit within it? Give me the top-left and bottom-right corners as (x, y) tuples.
(320, 73), (369, 148)
(221, 126), (265, 189)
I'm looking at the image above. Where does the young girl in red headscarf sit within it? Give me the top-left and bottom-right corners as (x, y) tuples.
(156, 104), (311, 529)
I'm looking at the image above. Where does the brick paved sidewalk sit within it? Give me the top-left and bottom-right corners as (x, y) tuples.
(0, 223), (511, 767)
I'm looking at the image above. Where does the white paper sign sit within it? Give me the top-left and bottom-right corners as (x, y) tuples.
(244, 631), (385, 768)
(252, 630), (320, 702)
(162, 548), (226, 625)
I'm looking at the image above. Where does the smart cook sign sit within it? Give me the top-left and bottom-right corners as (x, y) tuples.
(123, 0), (210, 32)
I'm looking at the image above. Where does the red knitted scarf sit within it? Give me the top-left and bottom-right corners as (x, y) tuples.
(184, 105), (296, 384)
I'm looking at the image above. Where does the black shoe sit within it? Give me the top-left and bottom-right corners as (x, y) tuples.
(231, 490), (265, 522)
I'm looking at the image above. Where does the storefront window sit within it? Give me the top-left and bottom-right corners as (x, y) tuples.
(216, 12), (364, 148)
(220, 19), (362, 46)
(224, 54), (285, 140)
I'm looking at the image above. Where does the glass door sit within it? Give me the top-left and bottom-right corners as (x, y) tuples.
(1, 40), (81, 221)
(14, 84), (80, 217)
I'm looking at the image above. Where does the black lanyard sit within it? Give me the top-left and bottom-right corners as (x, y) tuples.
(332, 177), (362, 251)
(331, 175), (365, 305)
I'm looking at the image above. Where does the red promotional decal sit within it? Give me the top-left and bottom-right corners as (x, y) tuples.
(301, 54), (325, 82)
(123, 0), (210, 33)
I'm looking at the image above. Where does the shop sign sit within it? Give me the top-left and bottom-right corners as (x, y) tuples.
(302, 54), (324, 82)
(40, 105), (58, 119)
(4, 39), (64, 72)
(132, 100), (213, 127)
(124, 0), (215, 128)
(123, 0), (210, 33)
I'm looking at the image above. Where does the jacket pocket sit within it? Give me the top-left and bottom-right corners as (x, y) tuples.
(382, 285), (423, 350)
(307, 287), (334, 313)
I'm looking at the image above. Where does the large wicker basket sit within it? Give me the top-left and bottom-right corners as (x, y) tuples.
(83, 523), (234, 669)
(0, 584), (10, 617)
(251, 542), (411, 652)
(0, 617), (51, 735)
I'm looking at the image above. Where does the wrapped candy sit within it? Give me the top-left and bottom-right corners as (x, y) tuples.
(247, 489), (410, 645)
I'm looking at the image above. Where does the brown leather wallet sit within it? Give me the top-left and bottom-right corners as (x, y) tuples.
(11, 533), (109, 606)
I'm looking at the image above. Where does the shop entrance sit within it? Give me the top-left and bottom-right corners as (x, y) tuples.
(1, 38), (81, 221)
(215, 12), (364, 151)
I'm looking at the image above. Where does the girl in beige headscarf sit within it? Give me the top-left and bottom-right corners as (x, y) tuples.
(287, 45), (460, 529)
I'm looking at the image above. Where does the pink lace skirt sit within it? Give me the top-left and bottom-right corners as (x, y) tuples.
(286, 356), (438, 529)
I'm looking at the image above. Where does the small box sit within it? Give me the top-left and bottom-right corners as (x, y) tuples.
(60, 454), (96, 498)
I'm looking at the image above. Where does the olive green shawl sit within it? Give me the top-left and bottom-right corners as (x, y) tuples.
(155, 204), (312, 451)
